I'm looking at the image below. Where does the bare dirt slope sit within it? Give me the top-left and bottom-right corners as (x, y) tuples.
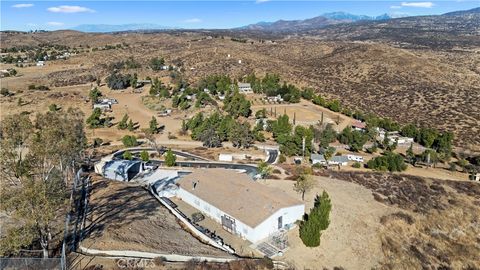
(81, 177), (233, 258)
(262, 177), (393, 270)
(263, 171), (480, 269)
(322, 171), (480, 269)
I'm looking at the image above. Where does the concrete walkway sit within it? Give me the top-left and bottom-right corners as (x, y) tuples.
(78, 246), (236, 263)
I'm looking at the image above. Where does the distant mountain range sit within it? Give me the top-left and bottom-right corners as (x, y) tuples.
(67, 8), (479, 34)
(71, 23), (176, 33)
(238, 12), (400, 31)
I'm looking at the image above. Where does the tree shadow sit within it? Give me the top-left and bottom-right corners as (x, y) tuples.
(80, 179), (163, 241)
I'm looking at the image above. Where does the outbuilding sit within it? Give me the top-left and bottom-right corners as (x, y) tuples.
(175, 168), (304, 243)
(102, 160), (143, 181)
(218, 154), (233, 162)
(329, 156), (349, 166)
(311, 154), (327, 165)
(346, 154), (364, 162)
(237, 82), (253, 94)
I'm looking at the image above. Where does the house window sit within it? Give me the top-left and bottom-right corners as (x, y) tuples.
(243, 228), (248, 235)
(204, 205), (210, 212)
(278, 216), (283, 229)
(194, 199), (200, 206)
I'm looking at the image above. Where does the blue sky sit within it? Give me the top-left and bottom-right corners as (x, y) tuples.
(2, 1), (479, 31)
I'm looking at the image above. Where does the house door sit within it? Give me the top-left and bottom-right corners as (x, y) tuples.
(221, 215), (236, 234)
(277, 216), (283, 229)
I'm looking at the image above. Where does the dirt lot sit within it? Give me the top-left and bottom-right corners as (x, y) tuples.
(81, 176), (233, 259)
(257, 169), (480, 269)
(251, 99), (353, 131)
(261, 177), (393, 270)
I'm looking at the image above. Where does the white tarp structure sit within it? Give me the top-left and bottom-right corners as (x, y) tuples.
(219, 154), (233, 162)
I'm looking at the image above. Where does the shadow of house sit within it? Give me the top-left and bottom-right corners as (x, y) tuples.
(82, 180), (164, 241)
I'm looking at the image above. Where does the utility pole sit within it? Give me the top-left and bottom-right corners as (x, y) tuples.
(302, 136), (306, 161)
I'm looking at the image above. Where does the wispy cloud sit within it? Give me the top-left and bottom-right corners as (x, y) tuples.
(255, 0), (270, 3)
(47, 22), (64, 26)
(12, 3), (34, 8)
(390, 5), (402, 9)
(47, 5), (95, 13)
(400, 2), (434, 8)
(184, 18), (202, 23)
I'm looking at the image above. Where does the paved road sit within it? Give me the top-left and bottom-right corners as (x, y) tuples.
(112, 148), (260, 178)
(265, 149), (279, 164)
(113, 147), (209, 161)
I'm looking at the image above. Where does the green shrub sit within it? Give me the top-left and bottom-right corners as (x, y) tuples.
(140, 150), (150, 162)
(164, 149), (176, 167)
(121, 135), (138, 147)
(122, 151), (133, 160)
(367, 152), (407, 172)
(352, 162), (361, 168)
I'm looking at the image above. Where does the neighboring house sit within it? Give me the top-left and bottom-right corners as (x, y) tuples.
(346, 154), (364, 163)
(311, 154), (326, 165)
(101, 160), (143, 181)
(175, 168), (304, 243)
(266, 95), (283, 103)
(237, 82), (253, 94)
(328, 156), (349, 166)
(352, 121), (366, 131)
(36, 61), (45, 66)
(469, 172), (480, 182)
(377, 129), (414, 145)
(93, 103), (111, 111)
(99, 98), (118, 105)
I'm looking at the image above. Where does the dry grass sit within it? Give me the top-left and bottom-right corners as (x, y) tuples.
(1, 31), (479, 151)
(319, 170), (480, 269)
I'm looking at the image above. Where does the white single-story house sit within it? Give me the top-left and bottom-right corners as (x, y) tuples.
(377, 129), (414, 145)
(175, 168), (304, 243)
(36, 61), (45, 66)
(311, 154), (327, 165)
(101, 160), (143, 181)
(346, 154), (364, 162)
(237, 82), (253, 94)
(329, 156), (349, 166)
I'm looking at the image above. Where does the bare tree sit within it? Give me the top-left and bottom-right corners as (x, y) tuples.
(293, 173), (316, 201)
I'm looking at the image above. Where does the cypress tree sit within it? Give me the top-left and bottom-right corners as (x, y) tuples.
(299, 191), (332, 247)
